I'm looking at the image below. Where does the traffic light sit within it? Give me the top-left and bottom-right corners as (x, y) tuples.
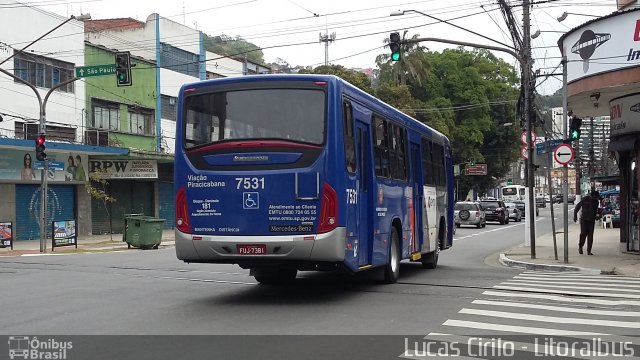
(389, 32), (401, 61)
(35, 135), (46, 161)
(115, 52), (132, 86)
(569, 116), (582, 141)
(469, 158), (475, 166)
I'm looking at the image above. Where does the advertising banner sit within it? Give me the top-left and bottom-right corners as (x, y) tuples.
(0, 222), (12, 250)
(52, 219), (77, 250)
(89, 159), (158, 179)
(0, 150), (88, 182)
(610, 92), (640, 137)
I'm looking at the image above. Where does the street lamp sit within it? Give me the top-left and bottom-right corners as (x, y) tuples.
(531, 30), (565, 39)
(390, 9), (514, 49)
(557, 12), (599, 22)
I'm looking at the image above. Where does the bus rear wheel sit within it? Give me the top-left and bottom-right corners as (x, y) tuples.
(383, 228), (400, 284)
(252, 268), (297, 285)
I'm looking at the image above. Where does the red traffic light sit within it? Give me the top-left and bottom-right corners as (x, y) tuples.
(37, 135), (45, 146)
(35, 135), (47, 161)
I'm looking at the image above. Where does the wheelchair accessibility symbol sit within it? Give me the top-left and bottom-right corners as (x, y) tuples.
(243, 192), (259, 209)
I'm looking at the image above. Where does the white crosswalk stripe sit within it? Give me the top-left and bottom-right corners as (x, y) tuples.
(401, 271), (640, 359)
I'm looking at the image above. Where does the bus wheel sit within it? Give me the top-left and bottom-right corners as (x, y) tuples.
(422, 243), (439, 269)
(383, 228), (400, 284)
(252, 268), (297, 285)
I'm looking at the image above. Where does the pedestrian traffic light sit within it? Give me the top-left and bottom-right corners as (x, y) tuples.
(469, 158), (475, 166)
(569, 116), (582, 141)
(35, 135), (46, 161)
(115, 52), (132, 86)
(389, 32), (401, 61)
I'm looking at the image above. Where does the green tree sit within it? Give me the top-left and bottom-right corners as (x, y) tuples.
(203, 34), (265, 65)
(376, 47), (521, 197)
(299, 64), (374, 95)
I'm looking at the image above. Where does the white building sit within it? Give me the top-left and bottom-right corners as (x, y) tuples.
(0, 1), (86, 141)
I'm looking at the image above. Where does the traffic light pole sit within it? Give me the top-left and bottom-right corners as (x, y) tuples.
(402, 31), (537, 258)
(0, 67), (78, 252)
(562, 52), (570, 263)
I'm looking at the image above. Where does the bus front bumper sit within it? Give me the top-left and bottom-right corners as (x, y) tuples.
(175, 228), (346, 264)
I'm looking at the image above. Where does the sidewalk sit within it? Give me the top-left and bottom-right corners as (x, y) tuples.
(500, 222), (640, 277)
(0, 229), (176, 256)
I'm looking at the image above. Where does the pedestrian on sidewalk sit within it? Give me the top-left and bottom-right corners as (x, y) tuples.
(574, 190), (600, 255)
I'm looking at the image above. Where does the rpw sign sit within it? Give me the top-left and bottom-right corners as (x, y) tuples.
(89, 159), (158, 179)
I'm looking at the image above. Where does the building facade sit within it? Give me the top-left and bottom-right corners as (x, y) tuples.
(558, 5), (640, 251)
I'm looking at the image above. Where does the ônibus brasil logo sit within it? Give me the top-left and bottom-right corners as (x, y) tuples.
(8, 336), (73, 360)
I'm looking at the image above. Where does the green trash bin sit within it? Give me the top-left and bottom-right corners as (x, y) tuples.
(123, 214), (165, 250)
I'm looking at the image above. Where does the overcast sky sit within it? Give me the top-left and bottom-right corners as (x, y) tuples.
(39, 0), (619, 95)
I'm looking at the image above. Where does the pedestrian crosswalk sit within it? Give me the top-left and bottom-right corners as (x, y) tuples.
(401, 271), (640, 359)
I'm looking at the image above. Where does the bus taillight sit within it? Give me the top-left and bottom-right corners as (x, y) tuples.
(176, 186), (192, 233)
(318, 182), (338, 233)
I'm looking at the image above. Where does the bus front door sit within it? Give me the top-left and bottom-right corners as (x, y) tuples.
(355, 119), (373, 266)
(410, 142), (424, 254)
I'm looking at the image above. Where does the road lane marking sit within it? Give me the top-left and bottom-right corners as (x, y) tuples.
(481, 290), (640, 306)
(458, 308), (640, 328)
(471, 299), (640, 317)
(442, 320), (608, 336)
(492, 285), (640, 299)
(501, 281), (640, 293)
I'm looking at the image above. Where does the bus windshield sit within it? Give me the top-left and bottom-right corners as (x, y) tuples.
(183, 88), (326, 148)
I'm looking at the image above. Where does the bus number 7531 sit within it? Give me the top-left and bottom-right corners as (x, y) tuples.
(236, 177), (265, 190)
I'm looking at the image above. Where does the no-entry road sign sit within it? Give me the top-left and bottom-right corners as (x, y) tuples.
(553, 143), (574, 165)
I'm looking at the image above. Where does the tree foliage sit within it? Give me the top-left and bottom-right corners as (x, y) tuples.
(203, 34), (265, 65)
(376, 46), (521, 196)
(299, 64), (374, 95)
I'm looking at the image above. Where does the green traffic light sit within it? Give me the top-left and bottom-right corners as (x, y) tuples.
(570, 129), (581, 140)
(391, 53), (400, 61)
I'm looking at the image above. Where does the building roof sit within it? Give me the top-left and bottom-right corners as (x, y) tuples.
(84, 18), (144, 32)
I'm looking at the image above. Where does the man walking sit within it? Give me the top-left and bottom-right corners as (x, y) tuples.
(574, 190), (600, 255)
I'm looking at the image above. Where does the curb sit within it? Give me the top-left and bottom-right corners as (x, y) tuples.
(499, 253), (601, 274)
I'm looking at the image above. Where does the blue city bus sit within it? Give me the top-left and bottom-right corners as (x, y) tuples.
(174, 74), (454, 284)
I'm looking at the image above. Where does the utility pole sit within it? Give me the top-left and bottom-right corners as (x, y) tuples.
(522, 0), (536, 258)
(319, 32), (336, 66)
(562, 52), (570, 263)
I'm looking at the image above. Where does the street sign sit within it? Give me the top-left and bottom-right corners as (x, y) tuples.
(33, 160), (64, 171)
(553, 143), (574, 165)
(521, 146), (528, 159)
(536, 139), (563, 155)
(75, 64), (116, 78)
(465, 163), (487, 176)
(520, 130), (537, 145)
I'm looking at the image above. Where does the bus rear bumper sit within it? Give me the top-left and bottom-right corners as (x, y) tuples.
(175, 228), (346, 264)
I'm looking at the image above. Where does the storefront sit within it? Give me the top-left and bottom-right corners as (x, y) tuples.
(559, 7), (640, 252)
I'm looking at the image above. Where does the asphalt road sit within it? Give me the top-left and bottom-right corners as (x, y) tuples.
(0, 207), (566, 336)
(5, 205), (638, 359)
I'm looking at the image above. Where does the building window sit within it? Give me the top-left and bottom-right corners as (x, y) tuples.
(13, 51), (74, 93)
(160, 43), (199, 77)
(92, 99), (120, 131)
(129, 107), (154, 136)
(161, 95), (176, 121)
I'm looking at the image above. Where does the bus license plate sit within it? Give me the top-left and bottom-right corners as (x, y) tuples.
(237, 244), (267, 255)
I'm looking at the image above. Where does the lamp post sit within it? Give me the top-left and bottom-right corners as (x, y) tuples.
(390, 9), (514, 50)
(0, 14), (87, 252)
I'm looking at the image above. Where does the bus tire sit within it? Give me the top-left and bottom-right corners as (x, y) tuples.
(422, 221), (443, 269)
(252, 268), (297, 285)
(383, 228), (400, 284)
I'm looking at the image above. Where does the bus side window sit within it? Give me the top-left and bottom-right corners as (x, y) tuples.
(373, 116), (390, 178)
(343, 101), (356, 174)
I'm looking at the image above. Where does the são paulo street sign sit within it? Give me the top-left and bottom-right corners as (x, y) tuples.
(75, 64), (116, 78)
(553, 143), (574, 165)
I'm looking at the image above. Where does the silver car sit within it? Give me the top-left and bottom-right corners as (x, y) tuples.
(454, 202), (486, 228)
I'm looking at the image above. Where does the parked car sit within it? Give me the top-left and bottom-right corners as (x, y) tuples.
(514, 200), (539, 217)
(454, 202), (486, 228)
(479, 199), (510, 225)
(504, 202), (522, 222)
(554, 194), (575, 204)
(536, 196), (546, 208)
